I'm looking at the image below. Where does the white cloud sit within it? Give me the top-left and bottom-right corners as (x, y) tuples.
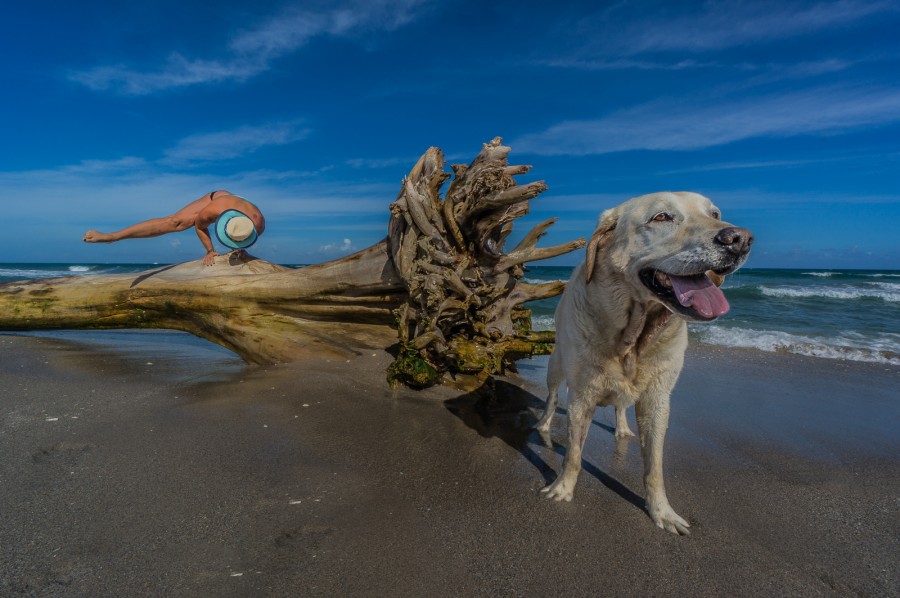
(69, 0), (430, 95)
(319, 238), (356, 253)
(536, 57), (717, 71)
(514, 85), (900, 155)
(593, 0), (894, 55)
(652, 152), (900, 175)
(68, 56), (264, 95)
(0, 158), (397, 262)
(228, 1), (422, 58)
(537, 1), (894, 81)
(0, 159), (395, 226)
(346, 156), (421, 169)
(160, 121), (310, 166)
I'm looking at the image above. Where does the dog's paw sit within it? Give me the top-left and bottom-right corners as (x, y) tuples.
(650, 505), (691, 535)
(533, 412), (554, 434)
(541, 479), (574, 502)
(614, 427), (635, 440)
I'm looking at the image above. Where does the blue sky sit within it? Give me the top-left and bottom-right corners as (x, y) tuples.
(2, 0), (898, 268)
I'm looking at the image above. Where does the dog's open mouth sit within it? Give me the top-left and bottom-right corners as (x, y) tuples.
(639, 269), (730, 320)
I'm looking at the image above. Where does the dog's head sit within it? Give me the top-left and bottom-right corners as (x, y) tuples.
(586, 192), (753, 322)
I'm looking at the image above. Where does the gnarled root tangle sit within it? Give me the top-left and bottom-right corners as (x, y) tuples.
(386, 137), (585, 389)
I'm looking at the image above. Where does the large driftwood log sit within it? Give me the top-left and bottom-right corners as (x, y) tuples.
(0, 138), (584, 389)
(0, 245), (405, 364)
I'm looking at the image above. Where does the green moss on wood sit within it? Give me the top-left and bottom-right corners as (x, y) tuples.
(387, 348), (441, 389)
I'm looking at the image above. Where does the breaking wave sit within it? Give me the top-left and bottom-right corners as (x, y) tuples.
(693, 325), (900, 366)
(759, 284), (900, 303)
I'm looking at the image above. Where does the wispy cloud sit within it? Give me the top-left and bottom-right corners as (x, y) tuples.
(346, 150), (473, 170)
(653, 151), (900, 175)
(539, 1), (895, 78)
(319, 238), (356, 253)
(657, 158), (833, 175)
(0, 157), (397, 263)
(68, 57), (263, 95)
(346, 155), (421, 169)
(593, 0), (894, 55)
(160, 121), (310, 166)
(536, 57), (717, 71)
(69, 0), (430, 95)
(514, 84), (900, 155)
(0, 158), (396, 224)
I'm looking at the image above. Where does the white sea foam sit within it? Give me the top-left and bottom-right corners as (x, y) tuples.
(0, 268), (77, 279)
(68, 265), (92, 272)
(521, 277), (565, 285)
(865, 273), (900, 278)
(694, 325), (900, 366)
(802, 271), (836, 277)
(531, 315), (556, 331)
(760, 285), (900, 303)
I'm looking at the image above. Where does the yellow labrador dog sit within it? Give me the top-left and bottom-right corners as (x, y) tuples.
(536, 192), (752, 535)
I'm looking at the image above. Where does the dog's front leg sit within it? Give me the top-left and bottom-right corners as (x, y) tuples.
(542, 395), (595, 502)
(635, 389), (690, 535)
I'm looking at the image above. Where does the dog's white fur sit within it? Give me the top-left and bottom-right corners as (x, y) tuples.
(536, 192), (752, 535)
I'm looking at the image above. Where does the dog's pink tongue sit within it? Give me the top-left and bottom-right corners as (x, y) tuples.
(668, 274), (730, 318)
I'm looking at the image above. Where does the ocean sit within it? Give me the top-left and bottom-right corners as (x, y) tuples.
(2, 263), (899, 367)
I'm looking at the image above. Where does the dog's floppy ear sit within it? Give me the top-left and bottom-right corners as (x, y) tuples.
(585, 208), (618, 284)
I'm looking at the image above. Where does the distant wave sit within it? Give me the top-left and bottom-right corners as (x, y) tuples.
(802, 271), (836, 277)
(531, 315), (556, 331)
(694, 325), (900, 366)
(0, 264), (147, 282)
(0, 268), (80, 279)
(760, 285), (900, 303)
(530, 313), (900, 365)
(521, 277), (565, 285)
(866, 273), (900, 278)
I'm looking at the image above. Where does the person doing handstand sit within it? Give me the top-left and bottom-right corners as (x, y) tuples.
(83, 190), (265, 266)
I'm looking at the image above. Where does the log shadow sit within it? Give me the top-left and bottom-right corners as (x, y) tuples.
(445, 378), (556, 484)
(444, 379), (645, 511)
(130, 265), (178, 287)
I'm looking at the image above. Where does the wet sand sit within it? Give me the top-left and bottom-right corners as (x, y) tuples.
(1, 332), (897, 597)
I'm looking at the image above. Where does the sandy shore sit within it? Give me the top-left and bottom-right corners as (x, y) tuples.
(1, 331), (897, 597)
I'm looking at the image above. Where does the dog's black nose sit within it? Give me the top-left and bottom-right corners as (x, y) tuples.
(715, 227), (754, 256)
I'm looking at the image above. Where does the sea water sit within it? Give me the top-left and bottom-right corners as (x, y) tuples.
(2, 263), (898, 366)
(524, 266), (900, 366)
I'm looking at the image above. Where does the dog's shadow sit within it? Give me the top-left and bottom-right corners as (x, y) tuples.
(444, 379), (646, 511)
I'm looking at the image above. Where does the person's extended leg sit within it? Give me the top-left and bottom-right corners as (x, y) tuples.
(83, 193), (213, 243)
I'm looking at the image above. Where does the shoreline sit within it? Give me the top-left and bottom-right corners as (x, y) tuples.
(1, 332), (898, 596)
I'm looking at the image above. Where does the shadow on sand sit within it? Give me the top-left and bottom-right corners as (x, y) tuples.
(444, 379), (645, 511)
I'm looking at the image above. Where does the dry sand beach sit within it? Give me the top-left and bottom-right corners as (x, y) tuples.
(1, 331), (897, 597)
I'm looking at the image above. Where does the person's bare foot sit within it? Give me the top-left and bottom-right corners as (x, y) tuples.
(83, 230), (116, 243)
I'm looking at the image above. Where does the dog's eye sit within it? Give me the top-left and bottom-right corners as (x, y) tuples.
(651, 212), (674, 222)
(711, 210), (721, 220)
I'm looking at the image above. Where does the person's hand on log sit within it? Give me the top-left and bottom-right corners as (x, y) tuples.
(203, 250), (219, 266)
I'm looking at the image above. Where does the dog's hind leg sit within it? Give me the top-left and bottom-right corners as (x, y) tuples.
(542, 395), (595, 502)
(535, 351), (563, 433)
(614, 406), (635, 439)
